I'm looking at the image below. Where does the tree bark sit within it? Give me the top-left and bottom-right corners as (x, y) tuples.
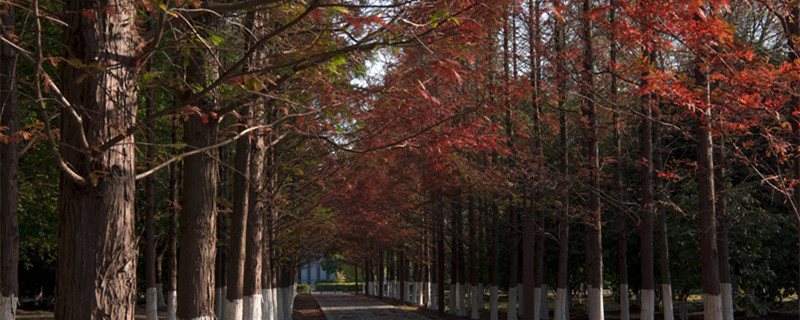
(580, 0), (603, 317)
(784, 3), (800, 318)
(145, 89), (158, 320)
(55, 0), (139, 317)
(438, 200), (446, 317)
(695, 60), (722, 320)
(639, 49), (656, 320)
(468, 196), (479, 319)
(168, 123), (180, 320)
(715, 140), (732, 320)
(655, 116), (674, 320)
(608, 2), (628, 319)
(226, 111), (250, 320)
(553, 6), (569, 318)
(177, 19), (220, 317)
(490, 197), (499, 320)
(0, 3), (19, 317)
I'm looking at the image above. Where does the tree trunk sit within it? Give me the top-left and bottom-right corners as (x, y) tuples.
(0, 3), (19, 317)
(167, 123), (180, 320)
(695, 60), (722, 320)
(554, 8), (569, 318)
(609, 2), (628, 319)
(580, 0), (603, 317)
(380, 250), (385, 298)
(490, 197), (499, 320)
(177, 23), (220, 317)
(55, 0), (139, 317)
(438, 200), (446, 317)
(145, 89), (158, 320)
(639, 50), (656, 320)
(226, 113), (250, 320)
(654, 117), (674, 320)
(468, 196), (479, 319)
(715, 140), (732, 320)
(244, 132), (266, 320)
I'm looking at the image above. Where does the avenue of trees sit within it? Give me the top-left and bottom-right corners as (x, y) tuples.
(1, 1), (800, 320)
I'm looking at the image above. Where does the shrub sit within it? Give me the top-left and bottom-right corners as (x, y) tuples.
(297, 284), (311, 294)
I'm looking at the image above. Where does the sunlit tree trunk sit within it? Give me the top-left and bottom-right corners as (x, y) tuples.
(55, 0), (139, 317)
(437, 199), (446, 317)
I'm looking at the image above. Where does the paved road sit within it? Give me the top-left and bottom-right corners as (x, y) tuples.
(313, 294), (429, 320)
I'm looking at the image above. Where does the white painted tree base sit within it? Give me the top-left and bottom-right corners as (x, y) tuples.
(147, 287), (159, 320)
(662, 284), (674, 320)
(425, 281), (432, 308)
(225, 298), (244, 320)
(589, 287), (604, 320)
(167, 291), (177, 320)
(619, 284), (629, 320)
(721, 283), (733, 320)
(0, 294), (18, 320)
(703, 293), (723, 320)
(641, 289), (654, 320)
(554, 288), (567, 320)
(470, 285), (479, 320)
(406, 282), (411, 303)
(490, 286), (498, 320)
(507, 287), (517, 320)
(679, 301), (688, 320)
(244, 294), (262, 320)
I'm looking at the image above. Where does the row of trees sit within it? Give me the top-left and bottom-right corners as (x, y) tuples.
(327, 1), (800, 320)
(3, 0), (800, 320)
(0, 0), (499, 319)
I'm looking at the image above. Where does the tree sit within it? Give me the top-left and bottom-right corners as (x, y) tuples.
(0, 1), (19, 317)
(55, 0), (139, 317)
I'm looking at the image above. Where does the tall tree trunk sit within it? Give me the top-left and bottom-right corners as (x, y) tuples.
(580, 0), (603, 317)
(553, 5), (570, 318)
(695, 58), (722, 320)
(654, 117), (674, 320)
(490, 197), (499, 320)
(167, 123), (180, 320)
(244, 130), (266, 320)
(380, 250), (385, 298)
(469, 196), (479, 319)
(609, 2), (628, 319)
(55, 0), (139, 317)
(226, 113), (251, 320)
(145, 89), (158, 320)
(639, 49), (656, 320)
(177, 19), (220, 317)
(437, 200), (446, 317)
(715, 140), (732, 320)
(399, 248), (406, 305)
(0, 3), (19, 317)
